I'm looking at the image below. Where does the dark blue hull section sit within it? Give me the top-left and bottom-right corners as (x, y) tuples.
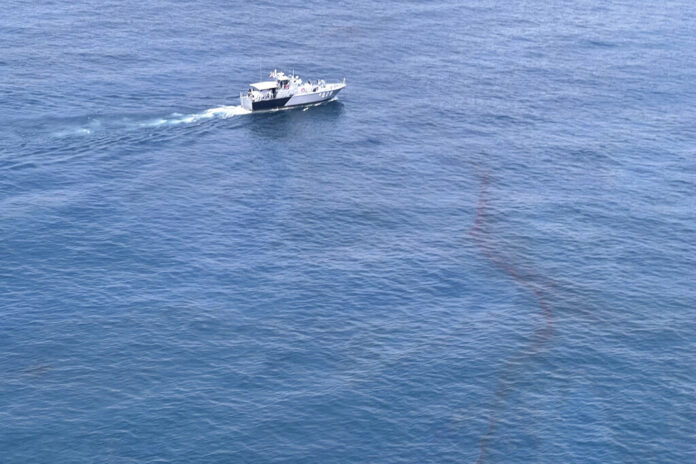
(252, 97), (291, 111)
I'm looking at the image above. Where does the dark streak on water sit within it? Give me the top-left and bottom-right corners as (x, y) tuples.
(471, 170), (554, 463)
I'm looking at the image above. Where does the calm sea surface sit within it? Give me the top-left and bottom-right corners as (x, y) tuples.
(2, 1), (695, 462)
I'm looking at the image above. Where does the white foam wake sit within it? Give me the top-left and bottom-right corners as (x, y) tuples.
(139, 105), (251, 127)
(50, 105), (252, 138)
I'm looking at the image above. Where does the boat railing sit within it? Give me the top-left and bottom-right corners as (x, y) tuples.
(240, 92), (269, 102)
(240, 78), (345, 102)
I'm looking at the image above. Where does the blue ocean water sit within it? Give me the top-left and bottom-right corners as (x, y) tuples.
(2, 0), (695, 462)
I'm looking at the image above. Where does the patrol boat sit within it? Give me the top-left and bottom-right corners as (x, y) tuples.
(240, 70), (346, 111)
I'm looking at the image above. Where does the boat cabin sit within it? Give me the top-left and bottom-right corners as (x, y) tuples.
(247, 80), (278, 99)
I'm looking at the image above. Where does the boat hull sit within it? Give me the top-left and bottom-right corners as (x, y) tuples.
(285, 87), (342, 107)
(241, 84), (344, 112)
(250, 96), (292, 111)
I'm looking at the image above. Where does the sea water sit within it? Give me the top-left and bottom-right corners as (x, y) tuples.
(1, 1), (695, 462)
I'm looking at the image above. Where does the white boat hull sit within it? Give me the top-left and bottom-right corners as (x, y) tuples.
(240, 83), (345, 112)
(286, 84), (344, 107)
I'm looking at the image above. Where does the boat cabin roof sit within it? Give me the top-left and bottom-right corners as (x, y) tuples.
(250, 81), (277, 91)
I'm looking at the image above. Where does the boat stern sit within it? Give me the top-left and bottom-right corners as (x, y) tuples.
(240, 93), (253, 111)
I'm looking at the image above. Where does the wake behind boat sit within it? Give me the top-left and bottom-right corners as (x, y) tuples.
(240, 70), (346, 111)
